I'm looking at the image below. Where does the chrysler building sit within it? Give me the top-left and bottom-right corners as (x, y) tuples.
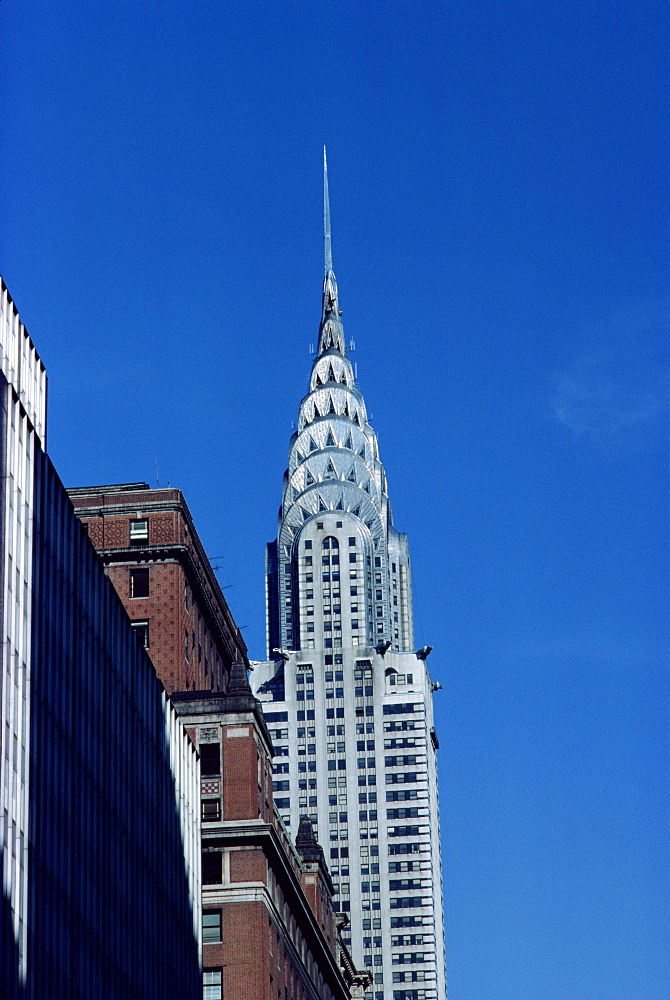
(252, 152), (447, 1000)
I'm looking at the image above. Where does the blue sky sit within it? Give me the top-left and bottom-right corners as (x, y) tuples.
(2, 2), (667, 998)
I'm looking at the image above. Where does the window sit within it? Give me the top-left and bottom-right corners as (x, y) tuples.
(202, 852), (222, 884)
(305, 540), (312, 549)
(129, 567), (149, 598)
(200, 743), (221, 776)
(202, 910), (222, 943)
(130, 621), (149, 648)
(130, 519), (148, 542)
(203, 969), (222, 999)
(202, 799), (221, 821)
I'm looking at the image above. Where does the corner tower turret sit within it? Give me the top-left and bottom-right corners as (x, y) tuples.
(265, 151), (413, 657)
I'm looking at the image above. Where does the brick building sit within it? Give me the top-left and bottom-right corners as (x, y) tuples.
(173, 664), (370, 1000)
(72, 482), (370, 1000)
(68, 483), (247, 693)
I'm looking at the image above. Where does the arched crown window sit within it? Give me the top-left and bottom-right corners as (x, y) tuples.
(322, 537), (339, 550)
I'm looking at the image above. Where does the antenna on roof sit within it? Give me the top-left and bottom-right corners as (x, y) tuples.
(154, 459), (159, 489)
(324, 146), (332, 274)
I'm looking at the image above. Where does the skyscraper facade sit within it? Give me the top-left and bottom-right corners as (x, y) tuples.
(0, 278), (201, 1000)
(252, 156), (447, 1000)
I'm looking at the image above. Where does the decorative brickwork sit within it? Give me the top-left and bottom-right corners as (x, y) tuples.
(103, 517), (128, 547)
(86, 520), (104, 547)
(150, 515), (174, 544)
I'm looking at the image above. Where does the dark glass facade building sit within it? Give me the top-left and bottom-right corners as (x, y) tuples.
(1, 278), (201, 1000)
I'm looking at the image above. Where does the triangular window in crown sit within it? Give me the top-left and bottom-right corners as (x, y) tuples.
(363, 481), (370, 494)
(328, 396), (336, 414)
(318, 496), (327, 512)
(327, 363), (336, 383)
(339, 370), (347, 383)
(344, 433), (353, 450)
(352, 504), (361, 517)
(305, 468), (315, 486)
(358, 444), (366, 459)
(313, 404), (321, 420)
(296, 450), (305, 464)
(366, 521), (374, 532)
(354, 411), (361, 426)
(335, 495), (344, 510)
(308, 436), (318, 453)
(300, 506), (310, 521)
(315, 373), (322, 386)
(343, 399), (350, 417)
(326, 430), (336, 447)
(325, 459), (337, 479)
(347, 467), (357, 482)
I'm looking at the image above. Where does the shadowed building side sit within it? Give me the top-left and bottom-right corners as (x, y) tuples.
(1, 277), (201, 1000)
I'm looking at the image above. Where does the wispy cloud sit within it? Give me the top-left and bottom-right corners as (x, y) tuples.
(551, 298), (668, 455)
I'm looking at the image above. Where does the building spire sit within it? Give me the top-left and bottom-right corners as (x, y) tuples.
(324, 146), (333, 274)
(318, 148), (345, 356)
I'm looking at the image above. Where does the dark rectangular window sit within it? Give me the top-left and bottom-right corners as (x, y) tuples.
(203, 910), (222, 943)
(200, 743), (221, 776)
(202, 852), (222, 885)
(202, 799), (221, 821)
(130, 621), (149, 648)
(129, 567), (149, 598)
